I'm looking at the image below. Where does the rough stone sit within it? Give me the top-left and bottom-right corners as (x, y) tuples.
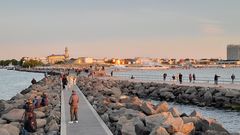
(150, 126), (170, 135)
(2, 124), (20, 135)
(145, 112), (174, 130)
(2, 109), (25, 122)
(140, 101), (156, 115)
(169, 107), (181, 117)
(35, 111), (46, 119)
(37, 119), (47, 128)
(181, 122), (195, 135)
(155, 101), (169, 113)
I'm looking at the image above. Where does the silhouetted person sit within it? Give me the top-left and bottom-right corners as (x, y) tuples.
(131, 75), (135, 79)
(111, 71), (113, 77)
(193, 74), (196, 83)
(62, 75), (68, 89)
(172, 75), (176, 81)
(31, 78), (37, 85)
(189, 74), (192, 83)
(231, 74), (235, 84)
(179, 73), (183, 84)
(214, 74), (220, 85)
(163, 73), (167, 81)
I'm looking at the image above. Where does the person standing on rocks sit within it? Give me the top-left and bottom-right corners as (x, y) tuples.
(31, 78), (37, 85)
(163, 73), (167, 81)
(69, 90), (79, 123)
(179, 73), (183, 84)
(22, 99), (37, 134)
(111, 71), (114, 77)
(172, 75), (176, 83)
(189, 74), (192, 83)
(214, 74), (220, 85)
(193, 73), (196, 83)
(231, 74), (235, 84)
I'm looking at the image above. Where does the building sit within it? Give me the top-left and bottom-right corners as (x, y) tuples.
(74, 57), (94, 64)
(47, 47), (69, 64)
(227, 45), (240, 60)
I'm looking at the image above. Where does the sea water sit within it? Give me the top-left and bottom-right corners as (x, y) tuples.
(0, 69), (44, 100)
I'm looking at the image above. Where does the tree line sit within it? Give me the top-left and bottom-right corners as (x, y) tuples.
(0, 58), (43, 68)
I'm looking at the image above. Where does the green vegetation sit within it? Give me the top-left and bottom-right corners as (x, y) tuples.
(0, 59), (19, 66)
(0, 58), (44, 68)
(22, 59), (43, 68)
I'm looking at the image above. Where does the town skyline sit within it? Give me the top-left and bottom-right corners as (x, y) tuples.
(0, 1), (240, 59)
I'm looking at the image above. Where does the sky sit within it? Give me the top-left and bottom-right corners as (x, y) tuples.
(0, 0), (240, 60)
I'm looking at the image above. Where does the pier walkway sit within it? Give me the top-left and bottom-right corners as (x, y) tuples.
(61, 85), (113, 135)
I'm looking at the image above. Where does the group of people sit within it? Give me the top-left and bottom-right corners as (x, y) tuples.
(61, 73), (80, 123)
(21, 93), (48, 134)
(61, 73), (77, 90)
(163, 73), (196, 84)
(163, 73), (236, 85)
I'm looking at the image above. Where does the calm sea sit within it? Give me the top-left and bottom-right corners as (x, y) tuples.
(0, 69), (44, 100)
(112, 67), (240, 83)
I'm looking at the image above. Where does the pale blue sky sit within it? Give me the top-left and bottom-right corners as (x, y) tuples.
(0, 0), (240, 59)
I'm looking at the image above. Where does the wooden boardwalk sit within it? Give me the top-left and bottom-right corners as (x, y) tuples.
(61, 85), (113, 135)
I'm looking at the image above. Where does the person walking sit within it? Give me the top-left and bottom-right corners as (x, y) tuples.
(189, 74), (192, 83)
(214, 74), (220, 85)
(231, 74), (235, 84)
(193, 74), (196, 83)
(179, 73), (183, 84)
(163, 73), (167, 81)
(69, 90), (79, 123)
(62, 75), (68, 89)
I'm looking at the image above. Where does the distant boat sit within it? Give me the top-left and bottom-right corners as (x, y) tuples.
(5, 63), (15, 70)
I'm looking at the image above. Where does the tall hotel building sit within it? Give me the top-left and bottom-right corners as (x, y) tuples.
(227, 45), (240, 60)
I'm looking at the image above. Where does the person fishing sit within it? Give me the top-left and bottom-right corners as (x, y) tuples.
(21, 99), (37, 134)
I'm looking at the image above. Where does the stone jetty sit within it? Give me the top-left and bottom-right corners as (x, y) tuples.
(0, 75), (61, 135)
(77, 76), (238, 135)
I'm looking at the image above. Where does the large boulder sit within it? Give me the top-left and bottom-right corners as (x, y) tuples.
(1, 124), (20, 135)
(155, 101), (169, 113)
(37, 119), (47, 128)
(160, 92), (175, 100)
(145, 112), (174, 130)
(169, 107), (181, 117)
(190, 110), (202, 118)
(225, 90), (240, 98)
(111, 87), (122, 97)
(2, 109), (25, 122)
(109, 108), (145, 122)
(119, 95), (131, 103)
(140, 101), (156, 115)
(204, 91), (213, 104)
(185, 87), (197, 94)
(116, 116), (149, 135)
(126, 97), (143, 111)
(35, 111), (46, 119)
(0, 119), (7, 124)
(0, 128), (10, 135)
(163, 117), (184, 134)
(181, 122), (195, 134)
(150, 126), (170, 135)
(45, 119), (59, 132)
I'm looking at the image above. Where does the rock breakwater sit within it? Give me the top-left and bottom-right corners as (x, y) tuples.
(0, 75), (61, 135)
(77, 77), (236, 135)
